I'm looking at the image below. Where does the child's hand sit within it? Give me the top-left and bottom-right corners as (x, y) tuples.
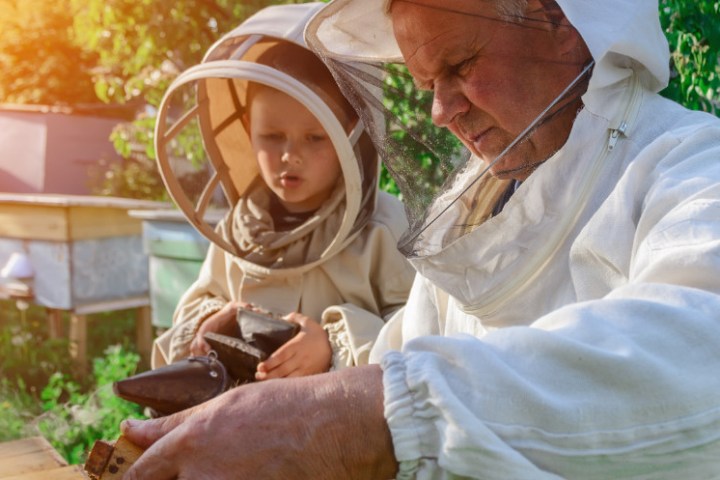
(190, 301), (249, 356)
(255, 312), (332, 380)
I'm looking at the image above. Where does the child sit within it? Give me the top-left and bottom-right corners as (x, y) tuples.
(151, 3), (414, 379)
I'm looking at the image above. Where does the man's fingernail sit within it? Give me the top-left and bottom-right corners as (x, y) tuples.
(122, 419), (140, 431)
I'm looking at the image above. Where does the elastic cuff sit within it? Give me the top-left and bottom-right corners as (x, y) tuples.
(396, 459), (421, 480)
(381, 351), (426, 464)
(170, 302), (225, 362)
(323, 317), (353, 370)
(168, 319), (199, 362)
(198, 299), (226, 320)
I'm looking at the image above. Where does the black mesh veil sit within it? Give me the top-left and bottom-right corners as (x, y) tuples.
(317, 58), (471, 252)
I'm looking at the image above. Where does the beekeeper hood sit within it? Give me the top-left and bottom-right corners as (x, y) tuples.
(306, 0), (670, 258)
(155, 2), (378, 270)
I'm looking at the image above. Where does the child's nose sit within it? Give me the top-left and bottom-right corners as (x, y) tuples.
(281, 141), (302, 165)
(281, 151), (302, 165)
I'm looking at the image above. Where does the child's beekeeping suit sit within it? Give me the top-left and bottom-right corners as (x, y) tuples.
(151, 2), (414, 370)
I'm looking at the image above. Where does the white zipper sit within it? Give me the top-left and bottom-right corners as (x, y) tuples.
(462, 75), (643, 317)
(607, 121), (628, 151)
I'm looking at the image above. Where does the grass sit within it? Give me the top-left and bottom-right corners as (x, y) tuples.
(0, 299), (148, 464)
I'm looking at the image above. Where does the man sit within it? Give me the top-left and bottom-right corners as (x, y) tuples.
(124, 0), (720, 478)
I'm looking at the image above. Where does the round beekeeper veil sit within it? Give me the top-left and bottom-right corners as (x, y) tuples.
(306, 0), (594, 258)
(154, 3), (378, 263)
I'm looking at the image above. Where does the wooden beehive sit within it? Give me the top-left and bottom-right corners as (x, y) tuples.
(0, 193), (169, 312)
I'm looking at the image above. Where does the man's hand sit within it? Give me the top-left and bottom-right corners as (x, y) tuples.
(189, 301), (249, 356)
(255, 312), (332, 380)
(120, 365), (398, 480)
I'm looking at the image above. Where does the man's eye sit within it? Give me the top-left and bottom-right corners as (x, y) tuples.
(414, 80), (434, 92)
(454, 55), (477, 77)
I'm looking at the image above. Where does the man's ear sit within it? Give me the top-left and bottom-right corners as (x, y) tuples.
(538, 0), (564, 26)
(556, 18), (585, 57)
(537, 1), (588, 61)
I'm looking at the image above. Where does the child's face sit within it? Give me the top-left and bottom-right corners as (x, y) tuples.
(248, 87), (344, 213)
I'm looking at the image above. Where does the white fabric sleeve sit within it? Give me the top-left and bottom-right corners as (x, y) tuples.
(379, 153), (720, 477)
(383, 285), (720, 478)
(370, 273), (443, 364)
(321, 304), (390, 368)
(322, 205), (415, 369)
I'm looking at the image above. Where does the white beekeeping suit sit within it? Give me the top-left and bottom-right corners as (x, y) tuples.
(307, 0), (720, 477)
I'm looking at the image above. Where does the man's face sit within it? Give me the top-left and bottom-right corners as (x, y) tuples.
(391, 0), (589, 181)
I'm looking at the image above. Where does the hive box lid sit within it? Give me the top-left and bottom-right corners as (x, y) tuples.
(0, 193), (169, 241)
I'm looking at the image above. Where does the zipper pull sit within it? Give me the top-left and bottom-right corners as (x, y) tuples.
(608, 121), (628, 151)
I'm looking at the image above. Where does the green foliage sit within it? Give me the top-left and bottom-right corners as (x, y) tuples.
(88, 155), (167, 201)
(660, 0), (720, 113)
(0, 303), (73, 393)
(70, 0), (305, 108)
(0, 0), (99, 105)
(83, 309), (143, 361)
(381, 64), (464, 206)
(76, 0), (309, 200)
(379, 165), (402, 197)
(36, 345), (147, 464)
(3, 1), (718, 199)
(0, 304), (148, 463)
(50, 0), (720, 202)
(87, 112), (170, 199)
(0, 378), (40, 442)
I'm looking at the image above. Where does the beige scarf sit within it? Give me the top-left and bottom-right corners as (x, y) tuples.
(230, 178), (346, 268)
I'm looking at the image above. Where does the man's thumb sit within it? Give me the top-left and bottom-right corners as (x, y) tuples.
(120, 411), (186, 449)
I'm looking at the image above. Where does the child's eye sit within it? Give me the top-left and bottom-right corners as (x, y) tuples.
(306, 133), (327, 143)
(259, 133), (284, 141)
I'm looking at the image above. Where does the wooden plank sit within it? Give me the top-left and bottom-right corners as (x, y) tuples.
(0, 437), (65, 463)
(0, 204), (144, 242)
(73, 295), (149, 316)
(135, 305), (153, 370)
(84, 436), (144, 480)
(1, 465), (85, 480)
(0, 193), (168, 210)
(0, 205), (69, 241)
(68, 207), (142, 241)
(69, 314), (88, 376)
(0, 437), (67, 478)
(47, 308), (64, 339)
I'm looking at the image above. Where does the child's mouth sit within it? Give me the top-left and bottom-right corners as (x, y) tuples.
(280, 174), (302, 188)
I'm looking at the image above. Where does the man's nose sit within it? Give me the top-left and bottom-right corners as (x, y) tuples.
(431, 77), (470, 128)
